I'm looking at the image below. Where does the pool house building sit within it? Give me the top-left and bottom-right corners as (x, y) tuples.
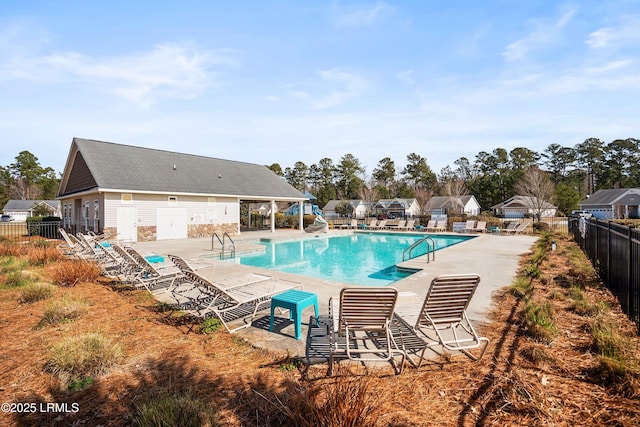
(56, 138), (307, 241)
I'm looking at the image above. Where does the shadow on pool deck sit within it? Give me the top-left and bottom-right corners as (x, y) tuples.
(134, 229), (538, 362)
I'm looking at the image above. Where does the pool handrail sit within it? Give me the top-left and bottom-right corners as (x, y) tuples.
(402, 236), (435, 262)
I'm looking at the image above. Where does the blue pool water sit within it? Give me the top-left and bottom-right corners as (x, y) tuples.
(232, 232), (472, 286)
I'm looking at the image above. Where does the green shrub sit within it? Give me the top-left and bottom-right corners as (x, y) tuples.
(523, 262), (541, 279)
(591, 317), (631, 361)
(68, 376), (94, 392)
(591, 316), (640, 396)
(200, 317), (222, 334)
(47, 333), (124, 386)
(509, 277), (533, 299)
(568, 286), (600, 316)
(19, 283), (56, 303)
(0, 256), (27, 273)
(524, 300), (556, 343)
(133, 393), (219, 427)
(5, 271), (32, 288)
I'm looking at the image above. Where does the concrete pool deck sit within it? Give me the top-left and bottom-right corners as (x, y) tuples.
(134, 229), (538, 357)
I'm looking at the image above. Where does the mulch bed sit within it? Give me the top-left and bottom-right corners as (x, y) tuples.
(1, 234), (639, 426)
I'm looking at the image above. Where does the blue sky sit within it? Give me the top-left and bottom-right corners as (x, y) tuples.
(1, 1), (638, 177)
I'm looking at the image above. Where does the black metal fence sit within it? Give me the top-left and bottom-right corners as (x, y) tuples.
(571, 218), (640, 332)
(0, 220), (63, 243)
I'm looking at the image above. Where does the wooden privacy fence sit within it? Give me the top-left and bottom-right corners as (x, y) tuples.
(571, 218), (640, 333)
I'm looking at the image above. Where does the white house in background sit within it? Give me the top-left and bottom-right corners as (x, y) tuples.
(56, 138), (306, 241)
(491, 195), (557, 218)
(322, 199), (370, 219)
(579, 188), (640, 219)
(422, 195), (481, 216)
(2, 200), (61, 222)
(373, 198), (421, 218)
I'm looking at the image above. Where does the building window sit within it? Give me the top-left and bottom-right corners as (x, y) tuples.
(168, 196), (178, 206)
(121, 194), (133, 204)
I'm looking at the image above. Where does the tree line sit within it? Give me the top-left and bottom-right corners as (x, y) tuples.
(268, 137), (640, 216)
(2, 137), (638, 217)
(0, 151), (60, 209)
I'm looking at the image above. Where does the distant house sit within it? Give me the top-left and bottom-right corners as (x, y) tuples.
(423, 195), (481, 216)
(2, 200), (61, 222)
(56, 138), (306, 241)
(491, 195), (557, 218)
(373, 198), (421, 218)
(579, 188), (640, 219)
(323, 199), (370, 219)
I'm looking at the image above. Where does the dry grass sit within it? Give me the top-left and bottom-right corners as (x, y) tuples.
(47, 332), (124, 388)
(132, 393), (220, 427)
(38, 296), (88, 327)
(19, 282), (56, 303)
(256, 366), (384, 427)
(50, 259), (101, 286)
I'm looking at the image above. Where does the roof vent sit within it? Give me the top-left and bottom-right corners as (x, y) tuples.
(173, 164), (177, 170)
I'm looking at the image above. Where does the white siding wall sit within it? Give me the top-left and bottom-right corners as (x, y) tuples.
(103, 192), (238, 228)
(464, 200), (481, 216)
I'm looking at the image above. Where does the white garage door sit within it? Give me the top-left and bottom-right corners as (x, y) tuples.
(157, 208), (188, 240)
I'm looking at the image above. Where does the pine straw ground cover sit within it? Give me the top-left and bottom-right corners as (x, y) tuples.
(0, 236), (639, 426)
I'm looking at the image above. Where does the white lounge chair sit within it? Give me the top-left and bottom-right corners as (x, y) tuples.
(168, 264), (302, 333)
(472, 221), (487, 233)
(424, 220), (437, 232)
(396, 274), (489, 367)
(371, 220), (387, 230)
(462, 220), (475, 233)
(329, 287), (405, 375)
(57, 228), (88, 258)
(339, 219), (358, 229)
(504, 222), (528, 235)
(435, 220), (448, 232)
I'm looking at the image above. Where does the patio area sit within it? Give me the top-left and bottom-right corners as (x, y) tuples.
(134, 229), (538, 363)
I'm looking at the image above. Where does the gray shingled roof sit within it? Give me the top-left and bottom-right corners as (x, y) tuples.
(59, 138), (305, 200)
(491, 195), (556, 210)
(423, 195), (473, 210)
(580, 188), (640, 206)
(3, 200), (60, 211)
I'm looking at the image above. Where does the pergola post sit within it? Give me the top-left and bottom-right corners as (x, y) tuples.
(271, 200), (276, 233)
(299, 201), (304, 231)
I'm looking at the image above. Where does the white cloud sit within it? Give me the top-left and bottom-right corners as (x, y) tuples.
(288, 68), (369, 109)
(0, 37), (237, 107)
(332, 1), (389, 28)
(585, 15), (640, 48)
(502, 7), (576, 61)
(396, 70), (414, 85)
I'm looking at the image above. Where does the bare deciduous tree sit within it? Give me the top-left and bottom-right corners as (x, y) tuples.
(442, 178), (468, 214)
(516, 167), (556, 222)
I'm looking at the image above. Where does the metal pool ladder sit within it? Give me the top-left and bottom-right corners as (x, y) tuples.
(212, 232), (236, 259)
(402, 236), (435, 262)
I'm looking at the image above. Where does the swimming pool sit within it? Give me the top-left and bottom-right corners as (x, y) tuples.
(231, 232), (472, 286)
